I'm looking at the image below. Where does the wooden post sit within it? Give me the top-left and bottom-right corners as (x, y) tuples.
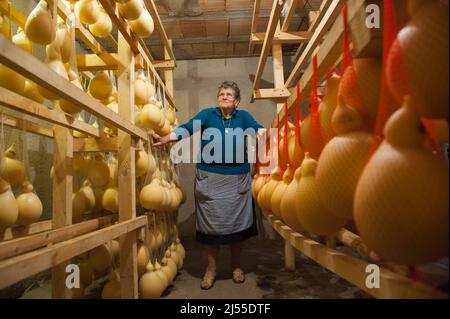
(284, 240), (296, 271)
(117, 30), (138, 298)
(163, 40), (174, 97)
(272, 23), (285, 114)
(51, 126), (73, 298)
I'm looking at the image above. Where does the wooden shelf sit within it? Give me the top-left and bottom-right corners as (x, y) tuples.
(261, 210), (448, 299)
(0, 0), (177, 299)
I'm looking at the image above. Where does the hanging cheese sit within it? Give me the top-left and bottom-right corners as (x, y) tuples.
(0, 177), (19, 228)
(295, 153), (347, 236)
(270, 166), (293, 219)
(386, 1), (449, 119)
(0, 144), (26, 189)
(16, 181), (43, 225)
(89, 71), (113, 100)
(22, 81), (45, 104)
(129, 9), (154, 38)
(24, 0), (56, 45)
(354, 97), (449, 265)
(0, 64), (25, 95)
(135, 73), (149, 105)
(117, 0), (144, 21)
(87, 153), (110, 188)
(315, 98), (372, 220)
(88, 7), (112, 38)
(279, 166), (304, 232)
(75, 0), (100, 25)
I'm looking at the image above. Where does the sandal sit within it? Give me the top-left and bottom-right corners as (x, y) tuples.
(200, 272), (216, 290)
(232, 268), (245, 284)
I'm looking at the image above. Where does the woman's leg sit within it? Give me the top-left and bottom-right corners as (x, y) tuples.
(230, 241), (245, 283)
(201, 245), (220, 289)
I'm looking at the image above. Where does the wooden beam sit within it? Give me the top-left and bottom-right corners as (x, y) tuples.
(77, 54), (145, 71)
(248, 0), (261, 54)
(163, 40), (174, 100)
(281, 0), (301, 32)
(252, 0), (286, 92)
(1, 221), (52, 241)
(153, 60), (176, 70)
(253, 87), (291, 101)
(0, 87), (101, 138)
(51, 124), (73, 298)
(285, 0), (343, 88)
(0, 216), (147, 290)
(262, 211), (448, 299)
(144, 0), (176, 64)
(0, 216), (113, 260)
(73, 136), (119, 152)
(0, 113), (53, 138)
(293, 0), (333, 61)
(117, 30), (138, 299)
(0, 34), (148, 140)
(251, 31), (313, 44)
(0, 1), (26, 28)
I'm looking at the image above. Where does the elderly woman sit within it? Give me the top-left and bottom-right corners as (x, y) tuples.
(152, 81), (263, 289)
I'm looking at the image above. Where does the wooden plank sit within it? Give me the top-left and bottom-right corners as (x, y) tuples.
(253, 88), (290, 101)
(144, 0), (176, 63)
(73, 136), (119, 152)
(0, 217), (147, 290)
(163, 40), (174, 98)
(248, 0), (261, 54)
(282, 225), (296, 271)
(77, 54), (144, 72)
(0, 216), (113, 260)
(0, 1), (26, 28)
(285, 0), (343, 87)
(262, 211), (448, 299)
(1, 220), (52, 241)
(0, 87), (102, 138)
(293, 0), (333, 61)
(252, 0), (285, 91)
(153, 60), (176, 70)
(0, 35), (148, 140)
(51, 124), (73, 298)
(0, 113), (53, 138)
(281, 0), (301, 32)
(117, 31), (138, 299)
(251, 31), (313, 44)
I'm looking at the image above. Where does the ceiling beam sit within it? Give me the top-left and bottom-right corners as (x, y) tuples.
(251, 31), (313, 44)
(252, 0), (286, 92)
(281, 0), (302, 32)
(285, 0), (343, 88)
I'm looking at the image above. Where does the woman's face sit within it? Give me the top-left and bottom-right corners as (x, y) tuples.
(217, 87), (239, 112)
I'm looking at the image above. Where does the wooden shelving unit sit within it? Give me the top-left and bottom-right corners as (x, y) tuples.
(250, 0), (448, 299)
(262, 210), (448, 299)
(0, 0), (176, 298)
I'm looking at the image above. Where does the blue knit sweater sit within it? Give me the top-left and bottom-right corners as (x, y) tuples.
(173, 107), (264, 175)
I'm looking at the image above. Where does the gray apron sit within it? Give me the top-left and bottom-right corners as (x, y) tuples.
(194, 168), (253, 235)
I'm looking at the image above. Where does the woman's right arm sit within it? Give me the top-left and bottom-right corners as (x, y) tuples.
(152, 108), (209, 147)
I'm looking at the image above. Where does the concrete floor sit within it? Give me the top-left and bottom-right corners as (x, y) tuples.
(18, 232), (370, 299)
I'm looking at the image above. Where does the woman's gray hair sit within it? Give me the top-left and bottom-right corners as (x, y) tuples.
(217, 81), (241, 101)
